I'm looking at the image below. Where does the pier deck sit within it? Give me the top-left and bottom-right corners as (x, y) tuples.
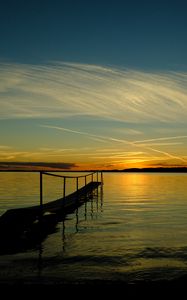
(0, 177), (102, 254)
(0, 181), (101, 230)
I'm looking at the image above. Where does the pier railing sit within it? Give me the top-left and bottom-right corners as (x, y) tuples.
(0, 169), (103, 212)
(40, 171), (103, 207)
(0, 170), (103, 210)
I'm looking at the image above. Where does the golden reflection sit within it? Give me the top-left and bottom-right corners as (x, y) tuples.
(123, 173), (148, 186)
(105, 173), (168, 202)
(107, 172), (149, 190)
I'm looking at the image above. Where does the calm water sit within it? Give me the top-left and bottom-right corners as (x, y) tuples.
(1, 172), (187, 284)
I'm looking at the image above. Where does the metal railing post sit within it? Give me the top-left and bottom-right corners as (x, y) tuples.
(63, 177), (66, 199)
(101, 171), (103, 185)
(40, 171), (43, 207)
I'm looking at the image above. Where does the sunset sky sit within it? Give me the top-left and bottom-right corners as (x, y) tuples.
(0, 0), (187, 170)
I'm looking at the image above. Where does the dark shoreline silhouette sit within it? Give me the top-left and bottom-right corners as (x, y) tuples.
(107, 167), (187, 173)
(0, 164), (187, 173)
(83, 167), (187, 173)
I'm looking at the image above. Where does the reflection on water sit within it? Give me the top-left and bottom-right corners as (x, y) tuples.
(1, 172), (187, 284)
(60, 188), (103, 255)
(36, 193), (103, 281)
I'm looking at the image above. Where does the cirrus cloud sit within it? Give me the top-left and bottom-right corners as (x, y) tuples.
(0, 61), (187, 123)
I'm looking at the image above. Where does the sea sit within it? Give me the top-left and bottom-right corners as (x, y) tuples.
(1, 171), (187, 285)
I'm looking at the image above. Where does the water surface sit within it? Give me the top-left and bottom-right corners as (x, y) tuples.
(0, 172), (187, 284)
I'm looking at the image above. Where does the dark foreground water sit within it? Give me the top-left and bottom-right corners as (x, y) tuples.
(1, 172), (187, 285)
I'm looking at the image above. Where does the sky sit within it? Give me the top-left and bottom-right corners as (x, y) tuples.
(0, 0), (187, 170)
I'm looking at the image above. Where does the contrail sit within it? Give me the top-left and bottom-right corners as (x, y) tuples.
(134, 135), (187, 143)
(41, 125), (187, 163)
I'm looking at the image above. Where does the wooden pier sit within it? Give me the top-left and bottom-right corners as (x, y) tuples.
(0, 171), (103, 254)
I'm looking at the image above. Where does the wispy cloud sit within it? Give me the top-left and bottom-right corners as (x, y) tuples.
(39, 147), (75, 152)
(144, 146), (187, 163)
(41, 125), (187, 164)
(41, 124), (108, 141)
(1, 61), (187, 167)
(0, 145), (12, 149)
(134, 135), (187, 143)
(0, 62), (187, 123)
(0, 162), (76, 170)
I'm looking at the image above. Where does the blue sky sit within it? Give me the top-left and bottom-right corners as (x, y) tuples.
(0, 0), (187, 170)
(1, 0), (187, 70)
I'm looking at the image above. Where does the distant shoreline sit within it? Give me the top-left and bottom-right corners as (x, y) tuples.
(0, 166), (187, 173)
(103, 167), (187, 173)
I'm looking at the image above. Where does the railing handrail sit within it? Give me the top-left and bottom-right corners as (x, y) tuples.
(39, 171), (102, 207)
(42, 171), (98, 179)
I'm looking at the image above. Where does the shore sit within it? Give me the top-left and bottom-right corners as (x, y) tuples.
(0, 277), (187, 297)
